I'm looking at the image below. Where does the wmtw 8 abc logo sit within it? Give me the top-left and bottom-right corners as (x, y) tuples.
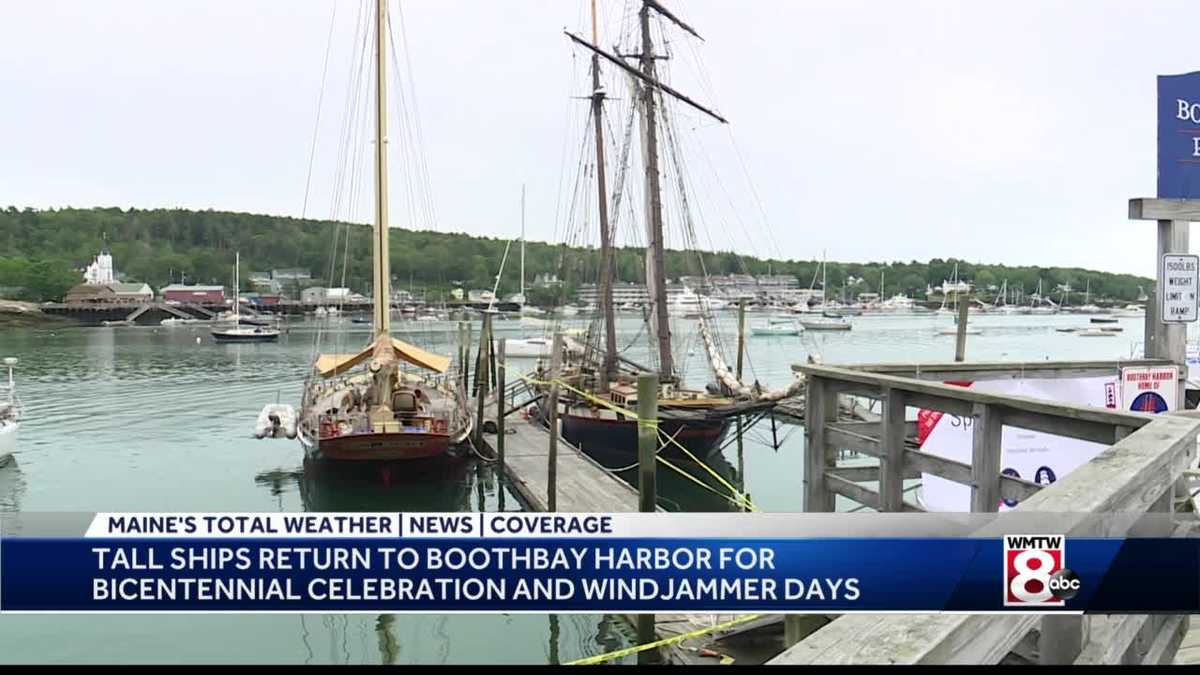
(1003, 535), (1081, 607)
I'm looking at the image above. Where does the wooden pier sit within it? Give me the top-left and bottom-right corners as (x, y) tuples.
(766, 358), (1200, 665)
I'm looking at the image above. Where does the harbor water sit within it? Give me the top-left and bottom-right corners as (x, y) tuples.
(0, 310), (1149, 663)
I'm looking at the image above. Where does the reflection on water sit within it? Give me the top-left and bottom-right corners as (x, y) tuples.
(0, 313), (1148, 663)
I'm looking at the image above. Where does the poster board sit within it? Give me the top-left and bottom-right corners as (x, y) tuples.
(917, 373), (1178, 513)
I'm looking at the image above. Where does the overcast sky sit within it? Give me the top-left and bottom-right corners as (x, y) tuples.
(1, 0), (1197, 277)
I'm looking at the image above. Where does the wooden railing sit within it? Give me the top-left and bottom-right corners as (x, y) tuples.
(770, 360), (1200, 665)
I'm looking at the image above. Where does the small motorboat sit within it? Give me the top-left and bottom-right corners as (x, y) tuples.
(161, 317), (203, 327)
(255, 404), (297, 439)
(503, 337), (585, 359)
(801, 318), (852, 331)
(0, 357), (21, 457)
(1099, 326), (1123, 333)
(751, 322), (801, 336)
(1077, 328), (1117, 337)
(1089, 317), (1118, 324)
(351, 316), (372, 324)
(938, 328), (982, 336)
(1055, 328), (1078, 333)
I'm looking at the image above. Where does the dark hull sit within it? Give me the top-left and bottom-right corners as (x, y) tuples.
(559, 411), (730, 460)
(212, 331), (279, 343)
(304, 431), (460, 462)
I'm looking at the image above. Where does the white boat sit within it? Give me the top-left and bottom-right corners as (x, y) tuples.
(504, 337), (585, 359)
(1077, 328), (1117, 337)
(255, 403), (297, 439)
(1111, 304), (1146, 318)
(0, 358), (20, 458)
(800, 318), (852, 331)
(415, 314), (439, 322)
(160, 317), (203, 326)
(938, 327), (982, 336)
(878, 293), (916, 312)
(751, 322), (801, 336)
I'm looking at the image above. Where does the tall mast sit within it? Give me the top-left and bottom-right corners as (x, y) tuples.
(520, 183), (526, 300)
(638, 2), (673, 380)
(372, 0), (392, 336)
(234, 251), (240, 321)
(592, 0), (618, 389)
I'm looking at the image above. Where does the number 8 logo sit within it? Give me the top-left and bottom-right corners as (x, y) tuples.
(1010, 549), (1056, 604)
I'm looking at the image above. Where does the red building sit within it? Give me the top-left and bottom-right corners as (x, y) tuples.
(160, 284), (225, 304)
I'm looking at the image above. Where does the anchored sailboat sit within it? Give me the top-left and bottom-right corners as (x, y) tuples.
(295, 0), (472, 462)
(544, 0), (782, 459)
(211, 252), (280, 343)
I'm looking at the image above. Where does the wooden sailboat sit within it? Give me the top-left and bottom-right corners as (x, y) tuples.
(296, 0), (472, 462)
(546, 0), (762, 459)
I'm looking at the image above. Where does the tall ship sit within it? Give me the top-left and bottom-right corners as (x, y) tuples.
(295, 0), (472, 462)
(535, 0), (789, 459)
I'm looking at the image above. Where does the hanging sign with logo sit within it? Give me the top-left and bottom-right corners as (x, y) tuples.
(1120, 365), (1179, 413)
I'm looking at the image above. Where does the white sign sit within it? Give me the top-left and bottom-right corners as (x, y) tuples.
(917, 377), (1117, 513)
(1120, 365), (1179, 413)
(1161, 253), (1199, 323)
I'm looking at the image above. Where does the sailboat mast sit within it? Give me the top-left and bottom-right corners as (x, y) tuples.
(520, 184), (526, 300)
(592, 0), (618, 388)
(638, 1), (673, 380)
(234, 251), (240, 321)
(372, 0), (392, 335)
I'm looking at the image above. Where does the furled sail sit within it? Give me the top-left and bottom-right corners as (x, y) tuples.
(697, 315), (804, 401)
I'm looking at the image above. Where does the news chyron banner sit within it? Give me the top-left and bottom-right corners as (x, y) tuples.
(0, 513), (1197, 613)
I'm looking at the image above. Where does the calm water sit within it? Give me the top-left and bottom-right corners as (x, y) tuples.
(0, 310), (1148, 663)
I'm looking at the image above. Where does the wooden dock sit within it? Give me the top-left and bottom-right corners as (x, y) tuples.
(766, 359), (1200, 665)
(486, 414), (766, 664)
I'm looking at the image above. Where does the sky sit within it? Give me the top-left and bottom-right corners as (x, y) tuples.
(1, 0), (1197, 277)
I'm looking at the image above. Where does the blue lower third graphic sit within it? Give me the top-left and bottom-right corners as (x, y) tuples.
(0, 537), (1195, 613)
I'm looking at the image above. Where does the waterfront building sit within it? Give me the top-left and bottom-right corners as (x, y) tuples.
(160, 284), (225, 304)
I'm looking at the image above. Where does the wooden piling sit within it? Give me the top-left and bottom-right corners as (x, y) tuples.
(474, 312), (492, 447)
(547, 332), (564, 512)
(955, 293), (970, 362)
(736, 300), (747, 509)
(496, 338), (507, 467)
(636, 371), (659, 663)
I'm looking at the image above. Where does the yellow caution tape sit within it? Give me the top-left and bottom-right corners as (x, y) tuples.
(564, 614), (761, 665)
(518, 374), (758, 512)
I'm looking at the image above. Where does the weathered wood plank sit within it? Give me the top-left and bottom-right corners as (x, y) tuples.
(794, 365), (1155, 430)
(879, 388), (906, 512)
(826, 359), (1175, 383)
(1129, 197), (1200, 221)
(769, 415), (1200, 665)
(970, 403), (1003, 513)
(804, 376), (833, 512)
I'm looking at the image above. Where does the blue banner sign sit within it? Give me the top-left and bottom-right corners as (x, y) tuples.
(3, 536), (1199, 613)
(1159, 71), (1200, 198)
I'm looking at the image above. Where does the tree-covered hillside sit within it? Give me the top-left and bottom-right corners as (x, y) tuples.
(0, 206), (1153, 304)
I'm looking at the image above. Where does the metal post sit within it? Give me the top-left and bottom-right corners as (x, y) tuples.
(547, 333), (564, 512)
(497, 338), (506, 467)
(954, 293), (970, 362)
(636, 371), (658, 662)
